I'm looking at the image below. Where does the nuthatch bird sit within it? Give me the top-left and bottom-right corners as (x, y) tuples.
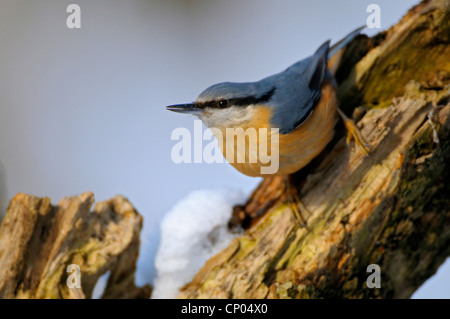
(167, 27), (368, 223)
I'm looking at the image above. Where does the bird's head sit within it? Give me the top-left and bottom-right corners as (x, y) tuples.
(166, 82), (275, 130)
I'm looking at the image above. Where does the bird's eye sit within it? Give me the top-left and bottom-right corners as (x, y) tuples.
(218, 100), (228, 108)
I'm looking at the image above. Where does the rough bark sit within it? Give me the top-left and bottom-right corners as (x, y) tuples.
(0, 192), (151, 299)
(180, 0), (450, 299)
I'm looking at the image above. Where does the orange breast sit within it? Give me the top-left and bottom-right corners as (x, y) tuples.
(216, 82), (337, 177)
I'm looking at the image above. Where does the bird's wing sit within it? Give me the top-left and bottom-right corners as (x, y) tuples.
(269, 40), (330, 134)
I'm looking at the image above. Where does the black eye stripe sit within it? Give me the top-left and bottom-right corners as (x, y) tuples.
(197, 87), (276, 109)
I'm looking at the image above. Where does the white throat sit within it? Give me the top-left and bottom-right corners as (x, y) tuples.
(198, 105), (255, 129)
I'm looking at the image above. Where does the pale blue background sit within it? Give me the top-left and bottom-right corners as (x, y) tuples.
(0, 0), (447, 298)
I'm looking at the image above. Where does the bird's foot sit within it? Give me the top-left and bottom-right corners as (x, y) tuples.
(288, 193), (311, 229)
(337, 108), (370, 156)
(285, 176), (310, 228)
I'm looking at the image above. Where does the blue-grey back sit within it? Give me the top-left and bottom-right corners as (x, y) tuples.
(262, 41), (329, 134)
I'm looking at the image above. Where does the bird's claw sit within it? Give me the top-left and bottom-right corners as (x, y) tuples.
(337, 108), (370, 156)
(287, 192), (311, 229)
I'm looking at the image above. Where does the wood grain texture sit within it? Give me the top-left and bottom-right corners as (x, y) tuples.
(0, 192), (151, 299)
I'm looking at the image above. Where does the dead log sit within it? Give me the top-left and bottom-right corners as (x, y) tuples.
(179, 0), (450, 299)
(0, 192), (151, 299)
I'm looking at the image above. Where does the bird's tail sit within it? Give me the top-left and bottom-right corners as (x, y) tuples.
(327, 26), (365, 76)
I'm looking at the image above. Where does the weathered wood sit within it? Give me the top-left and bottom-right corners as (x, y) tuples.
(179, 0), (450, 299)
(0, 192), (151, 299)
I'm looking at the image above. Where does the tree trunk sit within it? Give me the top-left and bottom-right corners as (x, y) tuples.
(179, 0), (450, 299)
(0, 192), (151, 299)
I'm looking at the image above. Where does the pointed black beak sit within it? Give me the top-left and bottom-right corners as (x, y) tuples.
(166, 103), (202, 115)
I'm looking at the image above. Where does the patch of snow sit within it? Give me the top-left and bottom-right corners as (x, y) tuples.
(151, 188), (245, 299)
